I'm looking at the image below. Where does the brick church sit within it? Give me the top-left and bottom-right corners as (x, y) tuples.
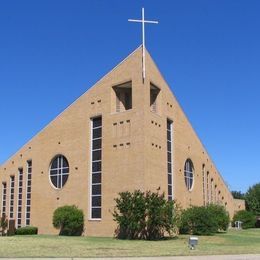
(0, 45), (244, 236)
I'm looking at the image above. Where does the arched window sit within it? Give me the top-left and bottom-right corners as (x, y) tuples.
(49, 155), (69, 189)
(184, 159), (194, 191)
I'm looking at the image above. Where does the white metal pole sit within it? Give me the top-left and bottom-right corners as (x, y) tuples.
(142, 7), (145, 80)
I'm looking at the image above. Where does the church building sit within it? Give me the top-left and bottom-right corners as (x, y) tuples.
(0, 44), (244, 236)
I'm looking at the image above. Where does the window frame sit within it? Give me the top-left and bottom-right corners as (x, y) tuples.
(184, 159), (194, 191)
(49, 155), (70, 190)
(167, 119), (174, 201)
(89, 116), (102, 221)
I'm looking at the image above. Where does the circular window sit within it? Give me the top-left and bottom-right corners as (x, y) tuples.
(184, 159), (194, 191)
(49, 155), (69, 189)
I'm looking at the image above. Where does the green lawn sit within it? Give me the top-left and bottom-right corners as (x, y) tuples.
(0, 229), (259, 257)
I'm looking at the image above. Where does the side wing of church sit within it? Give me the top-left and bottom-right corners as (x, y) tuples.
(0, 46), (244, 236)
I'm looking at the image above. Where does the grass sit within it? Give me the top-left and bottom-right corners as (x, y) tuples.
(0, 229), (259, 257)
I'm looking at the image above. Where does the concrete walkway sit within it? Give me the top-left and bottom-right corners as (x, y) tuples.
(1, 256), (260, 260)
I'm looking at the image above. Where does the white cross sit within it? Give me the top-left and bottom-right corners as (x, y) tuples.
(128, 8), (158, 81)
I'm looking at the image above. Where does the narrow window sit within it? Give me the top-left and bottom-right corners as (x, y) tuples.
(90, 116), (102, 219)
(150, 83), (160, 113)
(214, 184), (218, 204)
(184, 159), (194, 191)
(113, 82), (132, 112)
(211, 178), (214, 203)
(218, 190), (221, 204)
(25, 160), (32, 226)
(167, 119), (173, 200)
(17, 168), (23, 228)
(9, 176), (15, 219)
(206, 171), (210, 203)
(202, 164), (206, 206)
(1, 182), (7, 217)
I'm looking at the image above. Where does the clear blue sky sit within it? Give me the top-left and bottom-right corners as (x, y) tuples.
(0, 1), (259, 193)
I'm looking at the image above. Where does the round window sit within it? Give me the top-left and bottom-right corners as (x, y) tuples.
(184, 159), (194, 191)
(49, 155), (69, 189)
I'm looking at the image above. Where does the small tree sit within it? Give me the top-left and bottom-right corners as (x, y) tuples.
(53, 205), (84, 236)
(232, 210), (256, 229)
(145, 191), (180, 240)
(113, 190), (180, 240)
(113, 190), (146, 239)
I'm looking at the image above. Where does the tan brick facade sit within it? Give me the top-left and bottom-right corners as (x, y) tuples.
(0, 46), (245, 236)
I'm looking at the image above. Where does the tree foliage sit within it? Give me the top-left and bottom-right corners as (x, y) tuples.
(232, 210), (256, 229)
(231, 190), (245, 200)
(53, 205), (84, 236)
(113, 190), (181, 240)
(245, 183), (260, 215)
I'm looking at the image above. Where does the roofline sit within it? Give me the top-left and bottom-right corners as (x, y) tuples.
(0, 45), (142, 167)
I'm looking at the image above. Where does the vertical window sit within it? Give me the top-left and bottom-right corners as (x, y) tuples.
(218, 190), (221, 204)
(214, 185), (218, 204)
(211, 178), (214, 203)
(184, 159), (194, 191)
(17, 168), (23, 228)
(167, 119), (173, 201)
(202, 164), (206, 206)
(25, 160), (32, 226)
(1, 182), (7, 217)
(207, 171), (210, 203)
(9, 176), (15, 219)
(90, 116), (102, 219)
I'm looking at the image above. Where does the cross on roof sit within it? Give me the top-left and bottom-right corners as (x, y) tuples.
(128, 8), (159, 81)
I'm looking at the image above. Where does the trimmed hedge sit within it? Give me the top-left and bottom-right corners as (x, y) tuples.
(15, 226), (38, 235)
(53, 205), (84, 236)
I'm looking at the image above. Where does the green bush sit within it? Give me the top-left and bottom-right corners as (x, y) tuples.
(207, 204), (230, 231)
(179, 204), (230, 235)
(15, 226), (38, 235)
(113, 190), (180, 240)
(232, 210), (256, 229)
(0, 214), (8, 236)
(53, 205), (84, 236)
(180, 206), (217, 235)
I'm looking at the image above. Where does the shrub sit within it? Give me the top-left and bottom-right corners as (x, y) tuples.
(113, 190), (180, 240)
(145, 191), (180, 240)
(113, 190), (146, 239)
(180, 206), (218, 235)
(53, 205), (84, 236)
(180, 204), (230, 235)
(15, 226), (38, 235)
(232, 210), (256, 229)
(207, 204), (230, 231)
(0, 214), (8, 236)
